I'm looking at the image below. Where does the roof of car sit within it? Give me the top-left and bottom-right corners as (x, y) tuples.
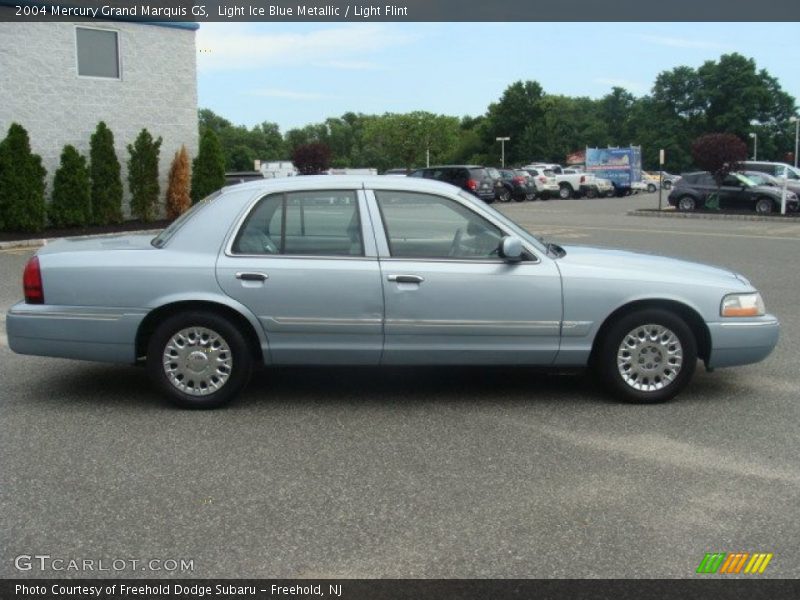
(219, 175), (466, 195)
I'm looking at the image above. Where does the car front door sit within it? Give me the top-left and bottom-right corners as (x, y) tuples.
(216, 188), (384, 365)
(366, 188), (563, 365)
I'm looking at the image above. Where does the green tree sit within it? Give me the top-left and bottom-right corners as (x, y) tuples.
(198, 109), (286, 169)
(127, 128), (163, 222)
(0, 123), (47, 232)
(363, 112), (460, 171)
(49, 145), (91, 228)
(191, 128), (225, 203)
(484, 81), (545, 164)
(89, 121), (123, 225)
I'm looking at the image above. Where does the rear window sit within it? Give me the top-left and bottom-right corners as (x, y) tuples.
(151, 190), (222, 248)
(470, 168), (489, 179)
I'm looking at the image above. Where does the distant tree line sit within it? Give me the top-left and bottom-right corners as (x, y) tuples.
(202, 53), (797, 174)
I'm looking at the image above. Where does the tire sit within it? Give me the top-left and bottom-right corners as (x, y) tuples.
(647, 184), (657, 193)
(558, 184), (572, 200)
(595, 309), (697, 404)
(677, 196), (696, 212)
(585, 187), (598, 199)
(146, 311), (253, 409)
(663, 180), (672, 190)
(513, 191), (525, 202)
(754, 197), (774, 215)
(498, 189), (511, 203)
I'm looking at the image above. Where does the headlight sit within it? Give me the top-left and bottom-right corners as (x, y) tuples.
(721, 292), (765, 317)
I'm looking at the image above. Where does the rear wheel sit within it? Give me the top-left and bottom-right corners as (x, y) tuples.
(647, 183), (657, 193)
(558, 184), (573, 200)
(497, 189), (511, 203)
(585, 187), (598, 199)
(595, 309), (697, 404)
(147, 311), (253, 409)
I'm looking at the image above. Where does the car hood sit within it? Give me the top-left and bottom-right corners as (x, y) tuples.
(556, 244), (742, 285)
(37, 233), (157, 255)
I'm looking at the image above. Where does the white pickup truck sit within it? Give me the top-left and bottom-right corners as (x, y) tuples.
(525, 164), (612, 199)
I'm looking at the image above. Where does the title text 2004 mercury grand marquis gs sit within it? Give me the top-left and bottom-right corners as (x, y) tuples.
(6, 176), (779, 408)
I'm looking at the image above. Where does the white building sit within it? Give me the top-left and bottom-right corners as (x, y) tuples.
(0, 15), (199, 218)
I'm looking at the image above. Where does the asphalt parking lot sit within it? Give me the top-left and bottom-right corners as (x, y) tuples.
(1, 192), (799, 579)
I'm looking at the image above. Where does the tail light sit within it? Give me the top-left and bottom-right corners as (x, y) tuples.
(580, 175), (586, 183)
(538, 176), (546, 183)
(23, 256), (44, 304)
(513, 176), (525, 184)
(466, 179), (479, 191)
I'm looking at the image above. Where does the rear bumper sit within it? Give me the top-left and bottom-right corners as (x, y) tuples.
(706, 316), (780, 369)
(6, 302), (147, 364)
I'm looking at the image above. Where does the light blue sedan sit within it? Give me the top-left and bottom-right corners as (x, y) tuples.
(6, 176), (779, 408)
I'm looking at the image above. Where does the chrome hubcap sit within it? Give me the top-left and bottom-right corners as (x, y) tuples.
(162, 327), (232, 396)
(617, 324), (683, 392)
(679, 198), (694, 210)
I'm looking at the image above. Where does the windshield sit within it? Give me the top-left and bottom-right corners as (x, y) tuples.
(457, 190), (546, 252)
(733, 173), (757, 187)
(151, 191), (222, 248)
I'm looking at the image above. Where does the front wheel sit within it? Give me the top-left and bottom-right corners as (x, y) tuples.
(754, 197), (774, 214)
(497, 189), (511, 203)
(595, 309), (697, 404)
(677, 196), (696, 212)
(147, 311), (253, 409)
(647, 184), (657, 193)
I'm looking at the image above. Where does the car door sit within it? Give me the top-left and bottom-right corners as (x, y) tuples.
(366, 187), (563, 365)
(719, 174), (750, 210)
(216, 187), (384, 365)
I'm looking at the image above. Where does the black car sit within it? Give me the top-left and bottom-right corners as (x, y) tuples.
(740, 170), (800, 201)
(409, 165), (497, 203)
(668, 171), (799, 214)
(497, 168), (536, 202)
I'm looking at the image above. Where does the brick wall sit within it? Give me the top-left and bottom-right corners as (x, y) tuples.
(0, 21), (198, 219)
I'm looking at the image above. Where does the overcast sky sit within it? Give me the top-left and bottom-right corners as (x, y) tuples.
(196, 22), (800, 132)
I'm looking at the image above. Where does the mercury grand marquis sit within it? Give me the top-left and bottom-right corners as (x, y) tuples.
(7, 176), (779, 408)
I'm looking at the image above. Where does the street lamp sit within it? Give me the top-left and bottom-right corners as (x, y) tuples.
(790, 116), (799, 168)
(749, 132), (758, 161)
(496, 137), (510, 167)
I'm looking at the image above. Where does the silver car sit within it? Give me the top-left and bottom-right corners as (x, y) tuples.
(7, 176), (779, 408)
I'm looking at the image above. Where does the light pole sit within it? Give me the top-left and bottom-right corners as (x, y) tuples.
(496, 137), (510, 167)
(749, 132), (758, 161)
(790, 116), (799, 168)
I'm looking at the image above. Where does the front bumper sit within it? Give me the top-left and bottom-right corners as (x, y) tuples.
(6, 302), (147, 364)
(706, 315), (780, 369)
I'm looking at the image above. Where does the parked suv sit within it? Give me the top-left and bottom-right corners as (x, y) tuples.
(521, 167), (559, 199)
(497, 168), (536, 202)
(409, 165), (497, 203)
(668, 171), (799, 214)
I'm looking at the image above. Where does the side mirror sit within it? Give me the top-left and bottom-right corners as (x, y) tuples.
(499, 236), (523, 262)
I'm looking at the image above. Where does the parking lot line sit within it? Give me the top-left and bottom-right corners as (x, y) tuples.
(551, 225), (800, 242)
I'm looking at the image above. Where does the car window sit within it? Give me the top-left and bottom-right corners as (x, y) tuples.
(470, 168), (489, 180)
(375, 191), (504, 260)
(151, 190), (222, 248)
(232, 190), (363, 256)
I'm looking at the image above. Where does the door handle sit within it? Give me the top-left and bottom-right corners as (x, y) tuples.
(388, 274), (424, 284)
(236, 272), (269, 282)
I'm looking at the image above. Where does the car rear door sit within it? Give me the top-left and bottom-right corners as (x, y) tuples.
(216, 186), (384, 365)
(365, 186), (562, 365)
